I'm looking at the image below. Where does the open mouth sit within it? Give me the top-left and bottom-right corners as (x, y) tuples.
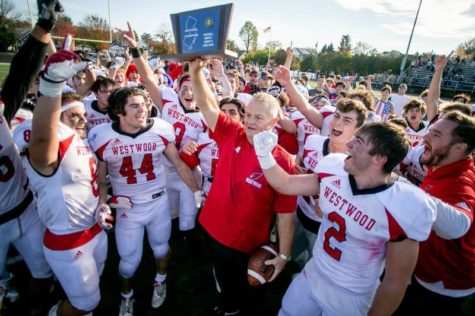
(331, 128), (343, 137)
(410, 115), (417, 121)
(184, 97), (193, 103)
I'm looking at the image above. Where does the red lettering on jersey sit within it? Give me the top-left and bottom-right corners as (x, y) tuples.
(323, 211), (347, 261)
(119, 154), (156, 184)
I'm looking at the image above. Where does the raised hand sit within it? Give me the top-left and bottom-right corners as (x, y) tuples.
(117, 22), (138, 48)
(253, 131), (278, 170)
(40, 50), (87, 97)
(273, 66), (292, 86)
(209, 59), (224, 78)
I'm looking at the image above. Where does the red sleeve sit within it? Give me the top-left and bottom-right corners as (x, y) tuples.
(179, 151), (200, 169)
(208, 112), (243, 147)
(277, 131), (298, 155)
(272, 147), (298, 213)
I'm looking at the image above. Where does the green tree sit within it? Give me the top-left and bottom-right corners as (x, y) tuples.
(327, 43), (335, 53)
(239, 21), (258, 52)
(0, 25), (15, 51)
(226, 39), (239, 52)
(338, 34), (352, 57)
(352, 41), (373, 56)
(300, 54), (318, 72)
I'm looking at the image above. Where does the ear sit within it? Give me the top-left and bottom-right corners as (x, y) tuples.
(454, 142), (467, 154)
(270, 116), (280, 127)
(372, 154), (388, 169)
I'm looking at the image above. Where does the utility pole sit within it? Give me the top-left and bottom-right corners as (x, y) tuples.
(399, 0), (423, 83)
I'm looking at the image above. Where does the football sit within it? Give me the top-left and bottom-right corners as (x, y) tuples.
(247, 243), (278, 286)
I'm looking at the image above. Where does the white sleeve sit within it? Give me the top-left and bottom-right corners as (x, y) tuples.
(430, 196), (472, 239)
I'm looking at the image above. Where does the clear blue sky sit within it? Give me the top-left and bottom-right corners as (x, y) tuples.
(18, 0), (475, 54)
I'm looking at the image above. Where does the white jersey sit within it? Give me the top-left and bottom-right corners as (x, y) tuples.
(89, 118), (175, 205)
(405, 121), (429, 147)
(160, 87), (206, 151)
(20, 122), (98, 234)
(306, 154), (435, 295)
(319, 105), (336, 137)
(0, 114), (30, 215)
(289, 111), (320, 158)
(401, 145), (426, 186)
(84, 99), (112, 131)
(298, 134), (330, 222)
(195, 131), (219, 195)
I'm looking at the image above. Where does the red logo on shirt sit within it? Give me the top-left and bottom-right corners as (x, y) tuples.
(74, 250), (83, 261)
(120, 212), (128, 219)
(331, 179), (341, 189)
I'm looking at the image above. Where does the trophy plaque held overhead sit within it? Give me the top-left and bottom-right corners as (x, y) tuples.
(161, 3), (237, 61)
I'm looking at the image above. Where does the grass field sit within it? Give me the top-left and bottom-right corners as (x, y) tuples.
(0, 64), (10, 84)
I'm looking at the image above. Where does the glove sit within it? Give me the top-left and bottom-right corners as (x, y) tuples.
(107, 195), (133, 209)
(39, 50), (87, 97)
(194, 191), (203, 209)
(95, 204), (114, 230)
(253, 131), (278, 169)
(36, 0), (64, 32)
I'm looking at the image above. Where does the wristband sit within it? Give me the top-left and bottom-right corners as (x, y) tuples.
(130, 47), (142, 58)
(256, 154), (276, 170)
(278, 253), (290, 261)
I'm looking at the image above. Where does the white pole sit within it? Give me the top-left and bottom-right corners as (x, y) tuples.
(399, 0), (423, 82)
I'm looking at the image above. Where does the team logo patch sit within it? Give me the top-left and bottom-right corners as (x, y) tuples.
(74, 250), (83, 261)
(120, 212), (128, 219)
(235, 146), (241, 153)
(245, 172), (263, 189)
(111, 138), (122, 146)
(331, 179), (341, 189)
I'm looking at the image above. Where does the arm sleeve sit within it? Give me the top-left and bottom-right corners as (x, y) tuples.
(1, 36), (47, 124)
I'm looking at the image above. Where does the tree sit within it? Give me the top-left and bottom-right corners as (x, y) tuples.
(265, 40), (282, 51)
(226, 39), (239, 53)
(352, 41), (372, 56)
(155, 23), (174, 43)
(338, 34), (352, 57)
(0, 25), (15, 51)
(327, 43), (335, 53)
(300, 55), (318, 72)
(152, 24), (176, 55)
(53, 15), (76, 38)
(239, 21), (258, 53)
(0, 0), (20, 28)
(75, 14), (110, 51)
(457, 37), (475, 58)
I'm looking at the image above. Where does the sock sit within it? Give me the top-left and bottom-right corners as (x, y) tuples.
(155, 273), (167, 284)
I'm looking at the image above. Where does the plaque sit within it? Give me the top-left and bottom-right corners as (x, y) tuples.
(161, 3), (237, 61)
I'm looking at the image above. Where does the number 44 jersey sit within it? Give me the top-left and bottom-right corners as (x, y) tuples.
(88, 118), (175, 205)
(309, 153), (436, 295)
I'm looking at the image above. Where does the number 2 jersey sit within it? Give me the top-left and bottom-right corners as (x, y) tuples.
(306, 154), (436, 295)
(13, 120), (98, 234)
(88, 118), (175, 205)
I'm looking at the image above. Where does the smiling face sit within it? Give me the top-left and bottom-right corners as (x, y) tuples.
(329, 110), (359, 145)
(343, 133), (375, 176)
(117, 95), (148, 133)
(178, 81), (196, 110)
(61, 104), (87, 139)
(420, 119), (457, 167)
(221, 103), (243, 122)
(244, 97), (278, 143)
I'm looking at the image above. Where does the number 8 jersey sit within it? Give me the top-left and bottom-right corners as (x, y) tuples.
(89, 118), (175, 205)
(308, 153), (436, 295)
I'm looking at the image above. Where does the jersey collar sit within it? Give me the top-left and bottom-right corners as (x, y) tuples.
(348, 174), (394, 196)
(112, 119), (154, 139)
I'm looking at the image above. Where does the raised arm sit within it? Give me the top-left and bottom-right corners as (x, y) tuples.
(189, 59), (221, 131)
(30, 50), (87, 174)
(119, 22), (164, 111)
(274, 66), (323, 129)
(253, 131), (320, 196)
(283, 47), (293, 69)
(426, 55), (449, 123)
(209, 59), (233, 97)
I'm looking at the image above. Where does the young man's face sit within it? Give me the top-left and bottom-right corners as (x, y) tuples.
(114, 72), (125, 88)
(316, 78), (325, 89)
(95, 84), (114, 109)
(381, 89), (390, 100)
(118, 95), (148, 131)
(221, 103), (242, 122)
(420, 119), (458, 167)
(344, 132), (375, 175)
(398, 86), (407, 95)
(405, 107), (423, 127)
(178, 81), (196, 110)
(329, 110), (359, 145)
(61, 104), (87, 139)
(73, 72), (86, 89)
